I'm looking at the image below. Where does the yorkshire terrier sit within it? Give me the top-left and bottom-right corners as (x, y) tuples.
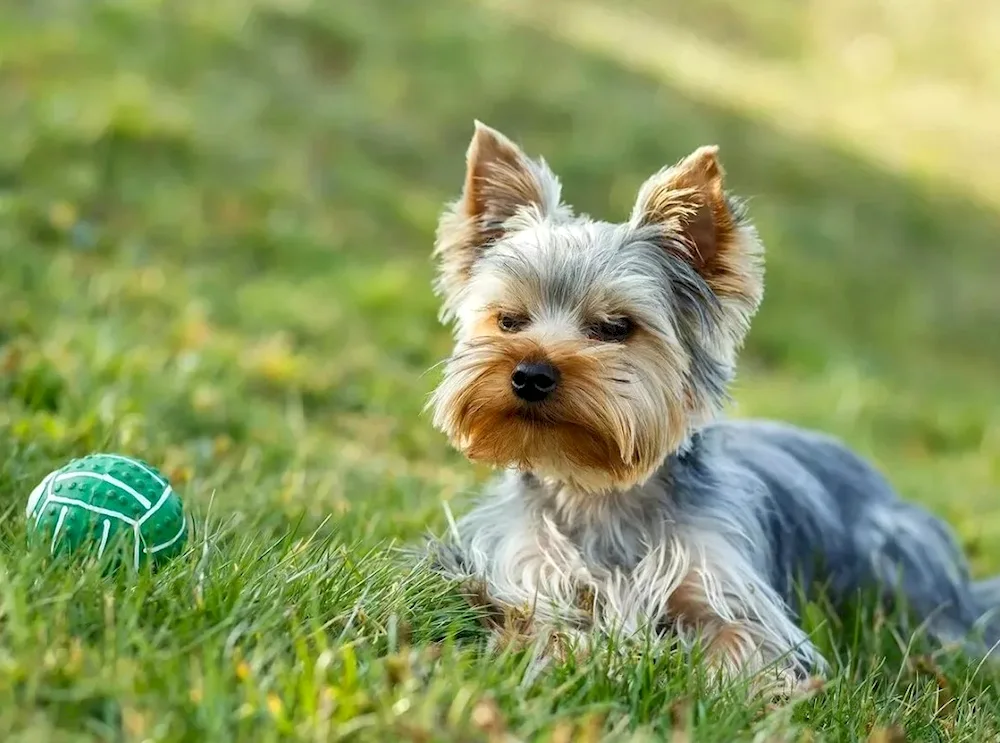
(422, 121), (1000, 693)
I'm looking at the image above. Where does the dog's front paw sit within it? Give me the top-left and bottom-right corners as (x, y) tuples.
(702, 644), (819, 702)
(750, 667), (825, 702)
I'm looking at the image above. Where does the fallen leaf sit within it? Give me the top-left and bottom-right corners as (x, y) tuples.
(868, 725), (907, 743)
(669, 699), (692, 743)
(471, 696), (505, 735)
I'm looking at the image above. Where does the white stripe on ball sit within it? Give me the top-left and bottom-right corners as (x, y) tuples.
(98, 519), (111, 559)
(138, 485), (174, 526)
(26, 472), (55, 518)
(53, 472), (152, 509)
(51, 506), (69, 552)
(45, 495), (139, 526)
(99, 455), (167, 487)
(148, 517), (187, 554)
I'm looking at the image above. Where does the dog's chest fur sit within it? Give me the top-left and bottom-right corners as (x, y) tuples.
(433, 420), (909, 672)
(441, 436), (788, 635)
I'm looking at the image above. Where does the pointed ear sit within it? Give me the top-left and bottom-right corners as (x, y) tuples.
(630, 146), (762, 311)
(433, 122), (564, 318)
(462, 121), (562, 239)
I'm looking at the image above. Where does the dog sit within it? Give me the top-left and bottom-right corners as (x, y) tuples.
(421, 121), (1000, 693)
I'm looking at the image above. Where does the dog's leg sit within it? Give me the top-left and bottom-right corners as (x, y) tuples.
(666, 568), (819, 697)
(857, 500), (1000, 657)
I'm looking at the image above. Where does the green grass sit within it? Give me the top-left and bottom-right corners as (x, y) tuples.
(1, 0), (999, 740)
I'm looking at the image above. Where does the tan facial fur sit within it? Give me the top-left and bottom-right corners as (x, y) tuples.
(430, 122), (764, 493)
(431, 314), (691, 492)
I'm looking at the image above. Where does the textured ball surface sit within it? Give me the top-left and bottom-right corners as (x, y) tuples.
(26, 453), (188, 569)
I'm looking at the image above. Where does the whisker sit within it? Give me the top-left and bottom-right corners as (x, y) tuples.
(419, 357), (452, 379)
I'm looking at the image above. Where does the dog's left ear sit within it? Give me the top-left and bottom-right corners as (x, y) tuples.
(460, 121), (563, 241)
(434, 122), (564, 320)
(630, 146), (762, 311)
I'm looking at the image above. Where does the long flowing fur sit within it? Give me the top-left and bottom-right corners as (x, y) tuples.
(423, 123), (1000, 692)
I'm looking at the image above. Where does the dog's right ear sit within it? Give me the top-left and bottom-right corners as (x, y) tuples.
(433, 121), (563, 320)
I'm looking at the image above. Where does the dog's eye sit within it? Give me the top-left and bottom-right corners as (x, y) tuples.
(498, 314), (529, 333)
(589, 317), (633, 343)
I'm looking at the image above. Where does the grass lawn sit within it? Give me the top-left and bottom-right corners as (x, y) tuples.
(1, 0), (999, 740)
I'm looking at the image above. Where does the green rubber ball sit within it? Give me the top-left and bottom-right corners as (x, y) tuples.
(26, 453), (189, 569)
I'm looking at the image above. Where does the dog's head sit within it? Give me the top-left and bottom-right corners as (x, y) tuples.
(429, 122), (764, 492)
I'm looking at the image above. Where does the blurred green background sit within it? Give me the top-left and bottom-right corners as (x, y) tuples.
(1, 0), (999, 738)
(2, 0), (998, 560)
(2, 0), (999, 549)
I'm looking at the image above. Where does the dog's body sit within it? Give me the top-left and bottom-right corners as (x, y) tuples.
(424, 122), (999, 690)
(432, 419), (1000, 685)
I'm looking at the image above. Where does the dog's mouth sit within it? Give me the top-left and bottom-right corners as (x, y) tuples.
(511, 403), (573, 429)
(512, 407), (548, 423)
(448, 398), (657, 491)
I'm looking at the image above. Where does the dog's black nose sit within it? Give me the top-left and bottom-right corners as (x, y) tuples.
(511, 361), (560, 402)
